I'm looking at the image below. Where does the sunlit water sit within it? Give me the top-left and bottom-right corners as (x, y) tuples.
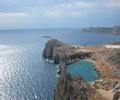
(0, 28), (120, 100)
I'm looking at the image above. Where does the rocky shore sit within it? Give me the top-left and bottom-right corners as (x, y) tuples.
(42, 39), (92, 75)
(43, 39), (120, 100)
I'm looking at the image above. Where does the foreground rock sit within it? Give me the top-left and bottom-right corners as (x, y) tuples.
(54, 72), (96, 100)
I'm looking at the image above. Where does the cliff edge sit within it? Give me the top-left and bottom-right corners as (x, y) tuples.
(54, 72), (95, 100)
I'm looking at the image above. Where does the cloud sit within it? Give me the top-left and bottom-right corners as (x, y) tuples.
(68, 11), (83, 16)
(43, 10), (63, 17)
(0, 13), (27, 16)
(43, 1), (96, 17)
(75, 1), (96, 7)
(103, 0), (120, 8)
(55, 1), (96, 9)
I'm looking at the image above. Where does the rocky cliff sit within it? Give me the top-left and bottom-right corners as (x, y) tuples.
(82, 25), (120, 34)
(54, 72), (96, 100)
(43, 39), (91, 65)
(112, 25), (120, 34)
(42, 39), (74, 64)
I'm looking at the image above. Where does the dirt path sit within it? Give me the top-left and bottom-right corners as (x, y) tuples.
(97, 82), (120, 100)
(98, 89), (115, 100)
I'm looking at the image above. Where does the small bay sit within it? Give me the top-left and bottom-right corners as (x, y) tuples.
(66, 61), (98, 82)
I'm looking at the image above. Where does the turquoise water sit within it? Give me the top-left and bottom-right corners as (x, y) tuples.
(66, 61), (98, 82)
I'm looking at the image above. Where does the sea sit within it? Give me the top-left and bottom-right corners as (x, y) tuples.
(0, 28), (120, 100)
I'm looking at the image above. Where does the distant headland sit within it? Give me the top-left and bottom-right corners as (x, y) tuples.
(82, 25), (120, 35)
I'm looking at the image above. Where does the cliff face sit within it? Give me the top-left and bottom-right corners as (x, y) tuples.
(112, 25), (120, 34)
(54, 72), (95, 100)
(42, 39), (63, 59)
(42, 39), (74, 64)
(43, 39), (91, 65)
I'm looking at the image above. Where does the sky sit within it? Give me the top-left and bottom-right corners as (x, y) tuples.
(0, 0), (120, 29)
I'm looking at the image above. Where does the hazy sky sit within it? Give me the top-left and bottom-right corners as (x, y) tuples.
(0, 0), (120, 29)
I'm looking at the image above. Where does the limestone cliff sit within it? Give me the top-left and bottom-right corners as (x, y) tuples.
(42, 39), (74, 64)
(54, 72), (96, 100)
(43, 39), (91, 65)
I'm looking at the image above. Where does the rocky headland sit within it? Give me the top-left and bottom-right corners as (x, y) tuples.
(43, 39), (120, 100)
(82, 25), (120, 35)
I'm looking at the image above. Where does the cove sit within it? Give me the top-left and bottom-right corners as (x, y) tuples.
(66, 61), (98, 82)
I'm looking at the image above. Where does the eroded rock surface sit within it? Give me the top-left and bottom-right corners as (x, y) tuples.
(54, 72), (95, 100)
(43, 39), (91, 65)
(99, 49), (120, 69)
(112, 25), (120, 34)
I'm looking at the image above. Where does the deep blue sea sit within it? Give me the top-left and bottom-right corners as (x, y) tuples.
(0, 28), (120, 100)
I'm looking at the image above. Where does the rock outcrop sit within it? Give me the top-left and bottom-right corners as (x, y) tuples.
(43, 39), (92, 65)
(113, 91), (120, 100)
(42, 39), (74, 64)
(54, 72), (95, 100)
(112, 25), (120, 34)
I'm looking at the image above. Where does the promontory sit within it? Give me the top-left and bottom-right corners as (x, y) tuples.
(82, 25), (120, 34)
(42, 39), (120, 100)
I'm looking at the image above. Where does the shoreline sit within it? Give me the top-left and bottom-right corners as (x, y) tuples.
(65, 59), (100, 82)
